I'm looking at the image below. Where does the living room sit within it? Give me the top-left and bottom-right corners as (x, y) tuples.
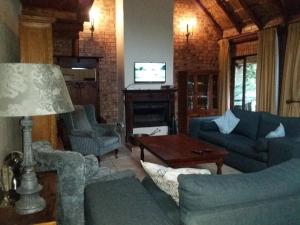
(0, 0), (300, 224)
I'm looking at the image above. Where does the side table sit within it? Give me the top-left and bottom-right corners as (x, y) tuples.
(0, 171), (57, 225)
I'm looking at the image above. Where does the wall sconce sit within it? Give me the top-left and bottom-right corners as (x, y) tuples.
(180, 18), (196, 44)
(89, 8), (97, 38)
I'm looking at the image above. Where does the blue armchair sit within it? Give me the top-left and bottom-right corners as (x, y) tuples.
(60, 105), (121, 161)
(32, 141), (134, 225)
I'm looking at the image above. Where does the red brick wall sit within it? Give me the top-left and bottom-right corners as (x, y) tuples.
(232, 41), (258, 57)
(54, 0), (118, 122)
(80, 0), (117, 122)
(174, 0), (222, 78)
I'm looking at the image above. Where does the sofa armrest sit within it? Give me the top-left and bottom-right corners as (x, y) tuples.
(189, 116), (219, 138)
(268, 137), (300, 166)
(181, 194), (300, 225)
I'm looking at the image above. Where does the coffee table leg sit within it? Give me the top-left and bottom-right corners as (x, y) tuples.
(216, 159), (224, 175)
(140, 145), (145, 161)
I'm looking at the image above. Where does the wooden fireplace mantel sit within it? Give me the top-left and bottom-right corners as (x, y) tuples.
(123, 89), (177, 142)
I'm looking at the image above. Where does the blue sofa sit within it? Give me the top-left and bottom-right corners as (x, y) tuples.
(33, 141), (300, 225)
(189, 109), (300, 172)
(85, 159), (300, 225)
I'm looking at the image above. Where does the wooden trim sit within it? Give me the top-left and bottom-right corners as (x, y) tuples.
(229, 32), (258, 44)
(286, 100), (300, 104)
(215, 0), (243, 33)
(237, 0), (263, 29)
(195, 0), (223, 34)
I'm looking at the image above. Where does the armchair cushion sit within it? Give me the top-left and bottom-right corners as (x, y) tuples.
(97, 136), (119, 147)
(72, 106), (93, 131)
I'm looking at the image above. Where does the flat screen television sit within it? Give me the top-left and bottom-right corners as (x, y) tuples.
(134, 62), (166, 83)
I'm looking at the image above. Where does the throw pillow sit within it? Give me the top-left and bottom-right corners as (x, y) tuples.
(213, 109), (240, 134)
(266, 123), (285, 138)
(140, 161), (210, 205)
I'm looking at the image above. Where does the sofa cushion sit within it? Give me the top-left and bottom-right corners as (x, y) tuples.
(259, 113), (300, 138)
(178, 159), (300, 213)
(232, 109), (261, 140)
(281, 117), (300, 138)
(85, 177), (173, 225)
(198, 131), (230, 147)
(200, 121), (218, 131)
(226, 136), (268, 162)
(258, 113), (282, 137)
(142, 176), (180, 225)
(255, 138), (269, 152)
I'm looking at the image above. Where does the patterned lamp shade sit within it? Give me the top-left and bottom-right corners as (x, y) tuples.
(0, 63), (74, 117)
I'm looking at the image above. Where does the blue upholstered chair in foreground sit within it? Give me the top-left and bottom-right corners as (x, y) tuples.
(60, 105), (121, 161)
(32, 141), (134, 225)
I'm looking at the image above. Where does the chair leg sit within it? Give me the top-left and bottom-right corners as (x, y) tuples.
(114, 149), (119, 159)
(96, 155), (101, 164)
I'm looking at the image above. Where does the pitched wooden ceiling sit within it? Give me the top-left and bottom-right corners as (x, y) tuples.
(197, 0), (300, 33)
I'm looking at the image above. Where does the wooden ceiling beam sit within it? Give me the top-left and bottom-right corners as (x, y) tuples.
(22, 8), (78, 22)
(195, 0), (223, 34)
(269, 0), (288, 23)
(237, 0), (263, 29)
(215, 0), (243, 33)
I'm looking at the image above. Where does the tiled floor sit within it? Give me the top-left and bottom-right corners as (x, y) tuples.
(101, 145), (241, 180)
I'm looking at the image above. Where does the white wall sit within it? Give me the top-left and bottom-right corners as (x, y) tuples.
(0, 0), (22, 167)
(123, 0), (174, 89)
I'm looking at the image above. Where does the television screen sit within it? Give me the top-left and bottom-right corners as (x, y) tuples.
(134, 62), (166, 83)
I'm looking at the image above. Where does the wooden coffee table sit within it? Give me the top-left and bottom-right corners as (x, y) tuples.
(137, 134), (228, 174)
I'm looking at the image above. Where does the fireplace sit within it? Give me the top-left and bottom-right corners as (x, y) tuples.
(132, 101), (169, 127)
(124, 89), (176, 141)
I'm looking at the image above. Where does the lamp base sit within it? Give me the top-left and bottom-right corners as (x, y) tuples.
(15, 191), (45, 215)
(15, 116), (46, 215)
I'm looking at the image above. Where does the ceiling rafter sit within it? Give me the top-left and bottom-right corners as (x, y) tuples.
(267, 0), (288, 24)
(215, 0), (243, 33)
(237, 0), (263, 29)
(279, 0), (289, 21)
(195, 0), (223, 34)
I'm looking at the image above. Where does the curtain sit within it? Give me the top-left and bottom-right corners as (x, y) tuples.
(218, 39), (230, 114)
(280, 22), (300, 117)
(256, 28), (279, 114)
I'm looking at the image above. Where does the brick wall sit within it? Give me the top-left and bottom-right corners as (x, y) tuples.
(54, 0), (223, 122)
(231, 41), (258, 57)
(174, 0), (222, 78)
(80, 0), (117, 122)
(54, 0), (118, 122)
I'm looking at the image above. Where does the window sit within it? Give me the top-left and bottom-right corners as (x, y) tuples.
(231, 55), (257, 111)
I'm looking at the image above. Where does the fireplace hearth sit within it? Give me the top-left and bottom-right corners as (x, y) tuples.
(123, 89), (176, 142)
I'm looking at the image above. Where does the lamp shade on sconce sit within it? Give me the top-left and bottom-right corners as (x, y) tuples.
(0, 63), (74, 117)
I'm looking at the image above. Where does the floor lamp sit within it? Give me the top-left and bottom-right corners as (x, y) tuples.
(0, 63), (74, 214)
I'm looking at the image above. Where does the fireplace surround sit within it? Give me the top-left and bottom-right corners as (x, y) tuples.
(123, 89), (176, 142)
